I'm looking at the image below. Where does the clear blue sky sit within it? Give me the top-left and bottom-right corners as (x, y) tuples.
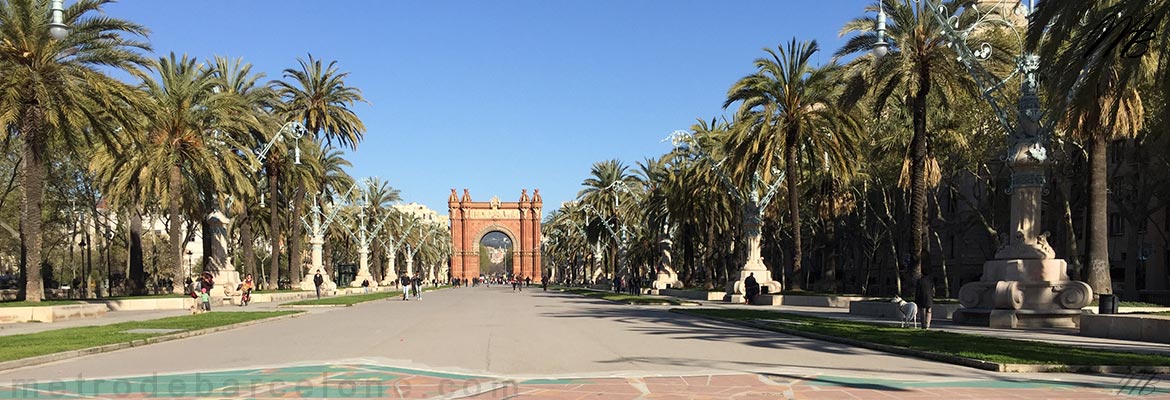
(104, 0), (869, 217)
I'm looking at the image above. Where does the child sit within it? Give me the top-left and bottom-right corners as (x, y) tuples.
(199, 287), (211, 313)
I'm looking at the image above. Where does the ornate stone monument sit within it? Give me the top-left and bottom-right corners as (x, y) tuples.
(650, 227), (683, 290)
(952, 56), (1092, 328)
(726, 191), (782, 300)
(206, 211), (239, 298)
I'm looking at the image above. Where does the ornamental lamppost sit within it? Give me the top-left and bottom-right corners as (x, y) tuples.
(872, 0), (1092, 328)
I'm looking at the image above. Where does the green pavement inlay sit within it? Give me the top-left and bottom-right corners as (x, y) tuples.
(801, 374), (1170, 394)
(2, 364), (1162, 398)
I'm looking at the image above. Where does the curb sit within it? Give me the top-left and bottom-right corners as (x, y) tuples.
(279, 304), (352, 308)
(671, 309), (1170, 374)
(0, 311), (306, 372)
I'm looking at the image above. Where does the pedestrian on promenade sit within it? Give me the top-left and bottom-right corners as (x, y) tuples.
(314, 272), (324, 299)
(401, 276), (410, 300)
(362, 279), (370, 294)
(916, 273), (935, 329)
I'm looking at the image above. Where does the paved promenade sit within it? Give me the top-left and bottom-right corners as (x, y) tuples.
(0, 287), (1166, 398)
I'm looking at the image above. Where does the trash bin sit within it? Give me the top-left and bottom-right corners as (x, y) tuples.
(1099, 294), (1119, 314)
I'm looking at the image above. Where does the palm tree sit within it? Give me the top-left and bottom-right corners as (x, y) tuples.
(0, 0), (149, 301)
(1027, 0), (1158, 296)
(138, 53), (253, 291)
(837, 0), (979, 283)
(276, 54), (366, 291)
(724, 38), (861, 290)
(363, 177), (401, 281)
(210, 56), (277, 283)
(577, 160), (638, 278)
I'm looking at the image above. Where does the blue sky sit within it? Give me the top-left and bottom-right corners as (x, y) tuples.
(104, 0), (869, 217)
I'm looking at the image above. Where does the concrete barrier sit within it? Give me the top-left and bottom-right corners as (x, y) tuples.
(660, 289), (726, 301)
(99, 298), (194, 311)
(0, 303), (108, 323)
(1081, 314), (1170, 344)
(849, 301), (961, 320)
(780, 295), (869, 308)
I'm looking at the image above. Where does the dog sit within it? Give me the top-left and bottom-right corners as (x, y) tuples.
(891, 296), (918, 328)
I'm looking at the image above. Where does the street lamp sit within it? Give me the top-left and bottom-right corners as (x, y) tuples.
(872, 2), (889, 58)
(48, 0), (68, 40)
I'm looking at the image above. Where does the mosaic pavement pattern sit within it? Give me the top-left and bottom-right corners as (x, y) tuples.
(1, 364), (1167, 399)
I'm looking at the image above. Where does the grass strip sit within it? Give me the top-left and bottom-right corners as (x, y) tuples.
(0, 311), (298, 363)
(563, 288), (691, 305)
(676, 308), (1170, 367)
(283, 290), (403, 306)
(0, 300), (83, 308)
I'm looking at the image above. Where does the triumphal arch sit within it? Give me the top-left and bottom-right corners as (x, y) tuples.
(448, 188), (543, 282)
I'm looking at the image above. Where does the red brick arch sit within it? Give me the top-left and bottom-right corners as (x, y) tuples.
(448, 188), (542, 282)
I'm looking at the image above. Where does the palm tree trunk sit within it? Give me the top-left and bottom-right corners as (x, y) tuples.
(908, 65), (931, 285)
(786, 127), (803, 290)
(1055, 171), (1084, 281)
(168, 163), (184, 293)
(241, 210), (256, 281)
(1087, 135), (1112, 295)
(289, 182), (306, 285)
(20, 106), (46, 302)
(267, 168), (281, 290)
(129, 200), (145, 295)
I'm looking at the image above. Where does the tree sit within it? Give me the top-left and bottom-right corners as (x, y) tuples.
(837, 0), (979, 283)
(0, 0), (149, 301)
(137, 53), (253, 291)
(276, 54), (366, 291)
(724, 38), (860, 290)
(1027, 0), (1158, 296)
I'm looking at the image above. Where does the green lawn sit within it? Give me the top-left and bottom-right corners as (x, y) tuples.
(283, 290), (403, 306)
(1089, 300), (1165, 308)
(563, 288), (692, 305)
(0, 311), (299, 363)
(676, 308), (1170, 367)
(0, 300), (82, 308)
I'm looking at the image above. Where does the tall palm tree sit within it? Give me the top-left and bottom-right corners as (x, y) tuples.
(577, 160), (638, 278)
(138, 53), (252, 291)
(363, 176), (400, 281)
(1027, 0), (1158, 296)
(724, 38), (861, 290)
(837, 0), (979, 282)
(276, 54), (366, 291)
(210, 56), (277, 283)
(0, 0), (149, 301)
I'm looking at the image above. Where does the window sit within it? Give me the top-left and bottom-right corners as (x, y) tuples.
(1110, 140), (1125, 164)
(1109, 213), (1125, 236)
(1137, 217), (1148, 234)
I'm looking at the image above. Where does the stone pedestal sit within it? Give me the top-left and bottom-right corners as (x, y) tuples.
(954, 259), (1092, 328)
(725, 258), (782, 297)
(351, 247), (377, 287)
(380, 256), (399, 286)
(652, 270), (683, 290)
(299, 235), (337, 292)
(206, 211), (239, 298)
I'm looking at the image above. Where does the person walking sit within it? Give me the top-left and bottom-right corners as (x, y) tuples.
(313, 272), (325, 299)
(361, 278), (370, 294)
(401, 276), (410, 301)
(916, 273), (935, 329)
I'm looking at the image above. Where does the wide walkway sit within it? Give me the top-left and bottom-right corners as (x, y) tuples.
(0, 287), (1165, 399)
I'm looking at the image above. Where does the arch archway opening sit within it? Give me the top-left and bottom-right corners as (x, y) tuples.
(478, 231), (514, 279)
